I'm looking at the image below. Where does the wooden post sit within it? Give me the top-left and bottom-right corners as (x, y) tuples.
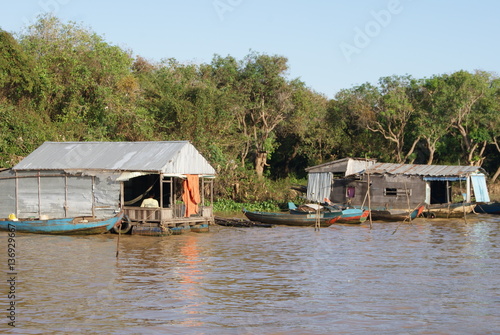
(91, 176), (96, 218)
(315, 205), (320, 231)
(37, 172), (41, 218)
(159, 173), (163, 223)
(120, 182), (124, 210)
(15, 171), (18, 216)
(461, 176), (468, 224)
(367, 173), (372, 229)
(201, 177), (205, 208)
(64, 174), (68, 217)
(405, 182), (411, 222)
(116, 221), (121, 258)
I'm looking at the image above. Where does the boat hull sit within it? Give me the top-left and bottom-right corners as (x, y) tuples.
(355, 205), (424, 222)
(0, 213), (122, 235)
(475, 202), (500, 214)
(243, 209), (340, 227)
(337, 209), (370, 224)
(424, 203), (476, 218)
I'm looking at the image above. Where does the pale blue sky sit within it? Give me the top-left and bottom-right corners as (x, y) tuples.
(1, 0), (499, 98)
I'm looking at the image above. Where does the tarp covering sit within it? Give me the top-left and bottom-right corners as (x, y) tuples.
(307, 172), (332, 203)
(0, 170), (120, 219)
(423, 177), (467, 181)
(471, 174), (490, 202)
(0, 170), (16, 217)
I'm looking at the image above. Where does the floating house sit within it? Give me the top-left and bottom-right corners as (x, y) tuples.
(0, 141), (216, 233)
(306, 158), (490, 217)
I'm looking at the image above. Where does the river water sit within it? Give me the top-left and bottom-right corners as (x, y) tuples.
(1, 214), (499, 334)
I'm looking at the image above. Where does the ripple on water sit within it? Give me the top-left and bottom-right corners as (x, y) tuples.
(1, 216), (499, 334)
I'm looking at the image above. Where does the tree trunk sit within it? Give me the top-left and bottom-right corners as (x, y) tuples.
(255, 151), (267, 177)
(492, 166), (500, 183)
(283, 143), (300, 176)
(425, 137), (435, 165)
(427, 148), (435, 165)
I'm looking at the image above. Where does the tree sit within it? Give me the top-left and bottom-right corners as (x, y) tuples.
(19, 14), (136, 140)
(0, 30), (40, 102)
(418, 75), (455, 164)
(272, 80), (338, 177)
(334, 75), (421, 163)
(434, 70), (494, 165)
(473, 76), (500, 179)
(238, 52), (295, 177)
(206, 55), (249, 167)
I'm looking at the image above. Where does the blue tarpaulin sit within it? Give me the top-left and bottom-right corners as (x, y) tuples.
(423, 177), (466, 181)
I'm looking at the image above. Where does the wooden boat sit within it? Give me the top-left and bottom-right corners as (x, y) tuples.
(0, 212), (123, 235)
(131, 225), (172, 236)
(243, 209), (341, 227)
(215, 216), (274, 228)
(289, 203), (368, 224)
(355, 205), (425, 221)
(474, 202), (500, 214)
(337, 209), (370, 224)
(423, 203), (475, 218)
(191, 223), (210, 233)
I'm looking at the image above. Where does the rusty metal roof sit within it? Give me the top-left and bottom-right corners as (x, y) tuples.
(13, 141), (216, 175)
(361, 163), (485, 177)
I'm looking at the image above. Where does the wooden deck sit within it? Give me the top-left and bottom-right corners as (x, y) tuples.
(123, 206), (214, 228)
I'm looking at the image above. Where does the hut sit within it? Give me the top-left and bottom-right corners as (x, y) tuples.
(306, 158), (490, 217)
(305, 158), (376, 202)
(0, 141), (216, 233)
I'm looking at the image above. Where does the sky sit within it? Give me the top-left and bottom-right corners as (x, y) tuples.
(1, 0), (499, 98)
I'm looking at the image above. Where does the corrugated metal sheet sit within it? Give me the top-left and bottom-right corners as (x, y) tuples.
(362, 163), (484, 177)
(13, 141), (216, 175)
(306, 158), (376, 174)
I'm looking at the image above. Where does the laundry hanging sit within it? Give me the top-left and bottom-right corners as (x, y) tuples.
(182, 175), (201, 217)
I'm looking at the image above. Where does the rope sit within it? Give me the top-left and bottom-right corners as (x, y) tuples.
(124, 182), (156, 205)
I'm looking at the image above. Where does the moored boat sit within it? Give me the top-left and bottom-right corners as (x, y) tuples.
(191, 223), (210, 233)
(0, 212), (123, 235)
(474, 202), (500, 214)
(288, 202), (369, 224)
(355, 205), (425, 222)
(423, 203), (475, 218)
(243, 209), (341, 227)
(337, 208), (370, 224)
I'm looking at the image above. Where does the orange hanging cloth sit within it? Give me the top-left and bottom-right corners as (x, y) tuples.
(182, 175), (200, 217)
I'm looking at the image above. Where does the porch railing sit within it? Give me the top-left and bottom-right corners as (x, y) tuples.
(124, 205), (213, 223)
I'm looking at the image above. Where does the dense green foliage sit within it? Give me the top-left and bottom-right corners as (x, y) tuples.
(1, 15), (499, 202)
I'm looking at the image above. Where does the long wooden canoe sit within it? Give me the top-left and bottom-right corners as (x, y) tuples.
(243, 209), (341, 227)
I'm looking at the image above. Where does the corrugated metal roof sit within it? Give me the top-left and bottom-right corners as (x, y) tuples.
(306, 157), (376, 173)
(361, 163), (484, 177)
(13, 141), (216, 175)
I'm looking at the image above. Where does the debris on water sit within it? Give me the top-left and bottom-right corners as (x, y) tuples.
(214, 216), (274, 228)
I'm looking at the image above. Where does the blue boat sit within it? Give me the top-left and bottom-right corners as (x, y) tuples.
(0, 212), (123, 235)
(475, 202), (500, 214)
(288, 202), (368, 224)
(336, 208), (370, 224)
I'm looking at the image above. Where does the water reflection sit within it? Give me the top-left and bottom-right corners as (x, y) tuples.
(0, 215), (499, 334)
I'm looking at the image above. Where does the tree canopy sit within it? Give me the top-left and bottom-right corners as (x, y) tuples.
(1, 15), (499, 201)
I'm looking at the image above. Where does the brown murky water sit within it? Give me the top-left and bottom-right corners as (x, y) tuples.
(1, 215), (499, 334)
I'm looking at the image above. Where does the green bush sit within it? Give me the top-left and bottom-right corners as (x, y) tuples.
(213, 198), (281, 213)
